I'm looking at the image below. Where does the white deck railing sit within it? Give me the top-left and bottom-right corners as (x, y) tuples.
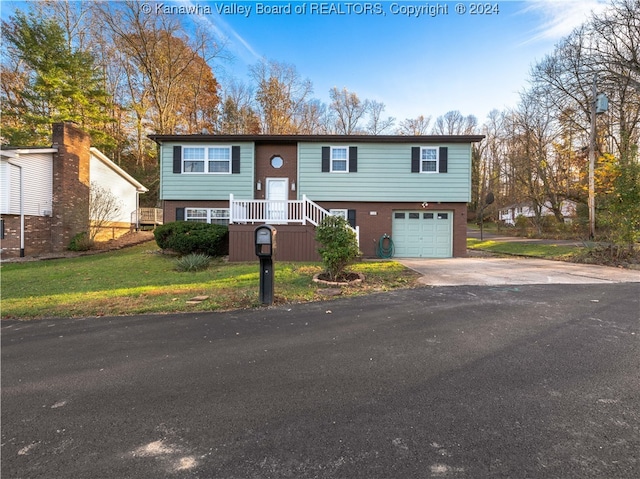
(229, 194), (359, 243)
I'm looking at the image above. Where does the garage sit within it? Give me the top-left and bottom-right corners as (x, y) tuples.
(392, 210), (453, 258)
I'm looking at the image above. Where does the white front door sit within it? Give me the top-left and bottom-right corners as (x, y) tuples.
(266, 178), (288, 222)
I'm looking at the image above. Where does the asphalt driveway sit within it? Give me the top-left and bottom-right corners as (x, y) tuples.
(398, 256), (640, 286)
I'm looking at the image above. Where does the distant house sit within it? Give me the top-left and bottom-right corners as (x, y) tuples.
(0, 122), (148, 258)
(149, 134), (484, 261)
(499, 200), (578, 226)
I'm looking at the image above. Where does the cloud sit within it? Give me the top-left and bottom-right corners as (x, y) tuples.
(519, 0), (610, 43)
(177, 0), (261, 63)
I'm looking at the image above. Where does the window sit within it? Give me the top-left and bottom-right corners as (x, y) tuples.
(421, 147), (438, 173)
(271, 156), (284, 168)
(329, 209), (348, 220)
(424, 213), (434, 219)
(185, 208), (230, 225)
(183, 146), (231, 174)
(331, 147), (348, 172)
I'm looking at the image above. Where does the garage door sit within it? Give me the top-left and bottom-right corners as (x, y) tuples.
(392, 211), (453, 258)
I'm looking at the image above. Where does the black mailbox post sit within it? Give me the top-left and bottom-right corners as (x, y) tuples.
(255, 225), (276, 305)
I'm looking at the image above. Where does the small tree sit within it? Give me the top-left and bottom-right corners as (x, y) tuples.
(315, 215), (361, 281)
(89, 182), (122, 241)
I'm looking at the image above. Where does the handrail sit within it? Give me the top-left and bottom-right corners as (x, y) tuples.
(229, 194), (359, 244)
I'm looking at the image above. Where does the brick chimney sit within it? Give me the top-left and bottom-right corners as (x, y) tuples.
(50, 122), (91, 252)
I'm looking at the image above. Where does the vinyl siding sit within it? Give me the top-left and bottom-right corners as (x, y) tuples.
(0, 153), (53, 216)
(90, 153), (139, 223)
(298, 142), (472, 202)
(160, 142), (254, 200)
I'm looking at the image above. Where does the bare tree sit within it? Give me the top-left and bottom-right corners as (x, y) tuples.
(89, 182), (123, 241)
(396, 115), (432, 135)
(329, 87), (369, 134)
(432, 110), (478, 135)
(366, 100), (395, 135)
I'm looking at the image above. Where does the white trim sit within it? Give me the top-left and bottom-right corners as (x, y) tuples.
(420, 146), (439, 174)
(330, 146), (349, 173)
(90, 147), (148, 192)
(181, 144), (232, 175)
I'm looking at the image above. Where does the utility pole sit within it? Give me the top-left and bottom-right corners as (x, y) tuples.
(588, 76), (597, 240)
(588, 75), (608, 240)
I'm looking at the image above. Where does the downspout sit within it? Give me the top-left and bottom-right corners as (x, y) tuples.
(8, 161), (24, 257)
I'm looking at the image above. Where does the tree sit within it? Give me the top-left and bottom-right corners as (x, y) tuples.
(396, 115), (432, 135)
(89, 182), (123, 242)
(329, 87), (369, 134)
(97, 0), (222, 136)
(251, 59), (313, 134)
(432, 110), (478, 135)
(366, 100), (395, 135)
(1, 10), (112, 147)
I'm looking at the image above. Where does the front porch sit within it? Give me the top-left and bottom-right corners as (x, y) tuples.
(228, 195), (359, 262)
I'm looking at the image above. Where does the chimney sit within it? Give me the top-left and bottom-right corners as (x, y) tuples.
(50, 122), (91, 252)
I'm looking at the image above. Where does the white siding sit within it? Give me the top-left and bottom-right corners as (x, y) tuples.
(90, 153), (138, 223)
(0, 153), (53, 216)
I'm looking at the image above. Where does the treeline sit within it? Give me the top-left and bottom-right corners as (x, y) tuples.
(1, 0), (639, 246)
(474, 0), (639, 246)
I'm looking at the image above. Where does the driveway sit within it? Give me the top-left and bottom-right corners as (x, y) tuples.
(398, 256), (640, 286)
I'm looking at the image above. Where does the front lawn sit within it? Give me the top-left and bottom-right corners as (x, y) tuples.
(467, 238), (580, 260)
(0, 241), (419, 320)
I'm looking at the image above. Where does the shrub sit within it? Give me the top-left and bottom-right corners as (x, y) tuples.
(68, 231), (93, 251)
(154, 222), (229, 256)
(175, 253), (212, 272)
(315, 215), (361, 281)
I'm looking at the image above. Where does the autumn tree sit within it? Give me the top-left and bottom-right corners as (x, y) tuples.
(251, 59), (313, 134)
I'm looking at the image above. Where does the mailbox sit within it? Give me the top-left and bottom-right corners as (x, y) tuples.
(255, 225), (276, 305)
(255, 224), (276, 257)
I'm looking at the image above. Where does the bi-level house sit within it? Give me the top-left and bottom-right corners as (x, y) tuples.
(149, 134), (484, 261)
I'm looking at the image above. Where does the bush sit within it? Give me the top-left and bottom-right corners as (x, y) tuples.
(175, 253), (212, 272)
(68, 231), (93, 251)
(154, 222), (229, 256)
(315, 215), (361, 281)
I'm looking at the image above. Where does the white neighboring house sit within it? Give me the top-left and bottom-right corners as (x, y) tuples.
(1, 122), (147, 258)
(499, 200), (578, 226)
(89, 148), (148, 232)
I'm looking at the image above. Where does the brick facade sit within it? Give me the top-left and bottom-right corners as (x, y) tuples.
(51, 122), (91, 252)
(1, 215), (53, 257)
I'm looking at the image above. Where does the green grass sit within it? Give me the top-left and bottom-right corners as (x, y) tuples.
(0, 241), (420, 320)
(467, 238), (580, 259)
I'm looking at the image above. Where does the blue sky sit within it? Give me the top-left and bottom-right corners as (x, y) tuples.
(193, 0), (609, 124)
(3, 0), (609, 125)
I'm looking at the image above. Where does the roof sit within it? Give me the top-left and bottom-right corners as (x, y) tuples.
(148, 134), (486, 145)
(90, 148), (148, 193)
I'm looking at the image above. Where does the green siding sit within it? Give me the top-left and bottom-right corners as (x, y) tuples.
(160, 142), (254, 200)
(298, 143), (471, 202)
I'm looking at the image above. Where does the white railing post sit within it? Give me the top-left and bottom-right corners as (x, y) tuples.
(229, 193), (234, 224)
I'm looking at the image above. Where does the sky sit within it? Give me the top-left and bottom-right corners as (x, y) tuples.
(186, 0), (610, 124)
(2, 0), (610, 126)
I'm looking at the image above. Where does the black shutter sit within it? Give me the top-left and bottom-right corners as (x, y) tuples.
(321, 146), (330, 172)
(439, 147), (448, 173)
(347, 209), (356, 228)
(173, 146), (182, 173)
(175, 208), (185, 221)
(411, 147), (420, 173)
(349, 146), (358, 173)
(232, 146), (241, 174)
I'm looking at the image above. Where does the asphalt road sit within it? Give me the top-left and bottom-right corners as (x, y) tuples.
(2, 283), (639, 478)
